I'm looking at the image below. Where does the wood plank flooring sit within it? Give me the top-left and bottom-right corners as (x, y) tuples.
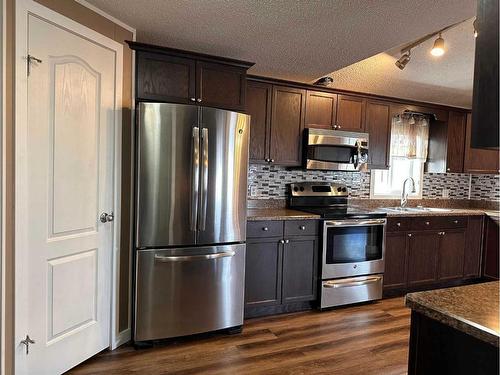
(69, 297), (410, 375)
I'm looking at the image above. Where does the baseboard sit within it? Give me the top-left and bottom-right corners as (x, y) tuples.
(112, 328), (131, 350)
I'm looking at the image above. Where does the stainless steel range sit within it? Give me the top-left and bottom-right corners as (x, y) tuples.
(287, 182), (386, 309)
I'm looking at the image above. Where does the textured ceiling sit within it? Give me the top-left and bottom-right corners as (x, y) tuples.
(87, 0), (476, 84)
(326, 18), (476, 108)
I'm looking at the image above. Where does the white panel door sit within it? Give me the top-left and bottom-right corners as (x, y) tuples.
(15, 9), (119, 374)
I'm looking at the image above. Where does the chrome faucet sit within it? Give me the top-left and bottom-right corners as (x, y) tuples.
(401, 177), (416, 208)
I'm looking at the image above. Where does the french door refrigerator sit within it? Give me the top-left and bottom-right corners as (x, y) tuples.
(134, 102), (250, 342)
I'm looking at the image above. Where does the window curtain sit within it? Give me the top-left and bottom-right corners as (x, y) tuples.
(390, 114), (430, 159)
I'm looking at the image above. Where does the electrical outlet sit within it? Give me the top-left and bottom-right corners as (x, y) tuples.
(250, 186), (257, 197)
(442, 188), (449, 198)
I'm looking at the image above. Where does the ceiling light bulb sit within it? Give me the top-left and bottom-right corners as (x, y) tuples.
(473, 19), (478, 38)
(395, 51), (411, 70)
(409, 115), (416, 125)
(431, 34), (445, 56)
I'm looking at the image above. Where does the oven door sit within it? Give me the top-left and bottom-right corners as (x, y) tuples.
(322, 219), (386, 279)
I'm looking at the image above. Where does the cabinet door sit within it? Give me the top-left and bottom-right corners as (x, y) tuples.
(483, 217), (499, 280)
(384, 232), (408, 289)
(438, 229), (466, 281)
(365, 101), (391, 169)
(464, 215), (484, 278)
(196, 61), (246, 111)
(407, 232), (439, 287)
(136, 51), (196, 103)
(246, 81), (272, 163)
(336, 94), (366, 131)
(305, 90), (337, 129)
(270, 86), (306, 166)
(282, 237), (318, 303)
(464, 113), (499, 174)
(245, 239), (282, 308)
(446, 111), (467, 173)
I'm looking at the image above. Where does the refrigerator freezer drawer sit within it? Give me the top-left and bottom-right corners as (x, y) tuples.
(134, 244), (246, 341)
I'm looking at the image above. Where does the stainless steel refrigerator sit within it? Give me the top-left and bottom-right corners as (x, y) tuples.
(134, 102), (249, 342)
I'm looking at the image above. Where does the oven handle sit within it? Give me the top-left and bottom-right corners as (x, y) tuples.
(323, 276), (382, 289)
(325, 219), (386, 227)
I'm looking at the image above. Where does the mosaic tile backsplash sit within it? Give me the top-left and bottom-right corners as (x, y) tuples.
(247, 164), (500, 202)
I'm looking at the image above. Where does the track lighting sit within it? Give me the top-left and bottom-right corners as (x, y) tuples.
(395, 51), (411, 70)
(430, 33), (445, 56)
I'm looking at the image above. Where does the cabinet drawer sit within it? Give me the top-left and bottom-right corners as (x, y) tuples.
(434, 216), (467, 229)
(411, 217), (436, 230)
(284, 220), (319, 236)
(247, 221), (283, 238)
(386, 217), (412, 232)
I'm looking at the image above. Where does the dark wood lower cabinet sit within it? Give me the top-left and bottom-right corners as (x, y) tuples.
(282, 237), (318, 303)
(245, 238), (282, 309)
(407, 231), (439, 287)
(437, 229), (466, 281)
(384, 215), (484, 295)
(384, 232), (408, 289)
(245, 220), (318, 318)
(483, 216), (499, 279)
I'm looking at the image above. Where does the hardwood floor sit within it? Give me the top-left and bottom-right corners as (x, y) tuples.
(69, 297), (410, 375)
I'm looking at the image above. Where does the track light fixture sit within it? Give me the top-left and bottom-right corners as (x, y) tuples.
(431, 33), (445, 56)
(394, 18), (470, 71)
(395, 51), (411, 70)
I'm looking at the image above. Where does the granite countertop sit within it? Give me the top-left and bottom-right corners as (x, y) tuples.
(247, 208), (321, 221)
(405, 282), (500, 346)
(383, 208), (488, 217)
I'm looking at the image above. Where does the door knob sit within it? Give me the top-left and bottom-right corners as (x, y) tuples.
(196, 98), (202, 102)
(299, 225), (306, 230)
(262, 227), (269, 231)
(190, 98), (196, 102)
(285, 239), (290, 244)
(100, 212), (114, 223)
(280, 239), (285, 244)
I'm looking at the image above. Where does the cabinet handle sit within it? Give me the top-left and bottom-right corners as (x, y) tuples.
(190, 97), (196, 102)
(396, 222), (401, 227)
(408, 233), (412, 237)
(447, 168), (451, 172)
(425, 221), (430, 226)
(262, 227), (269, 231)
(299, 225), (306, 230)
(280, 239), (285, 244)
(442, 231), (446, 236)
(453, 220), (458, 224)
(285, 239), (290, 244)
(270, 159), (274, 163)
(333, 125), (337, 129)
(337, 125), (341, 129)
(196, 98), (202, 103)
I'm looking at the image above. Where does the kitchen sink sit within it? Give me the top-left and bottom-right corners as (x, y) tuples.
(379, 206), (453, 213)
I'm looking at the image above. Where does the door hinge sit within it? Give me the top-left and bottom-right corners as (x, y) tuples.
(20, 335), (35, 355)
(27, 54), (42, 77)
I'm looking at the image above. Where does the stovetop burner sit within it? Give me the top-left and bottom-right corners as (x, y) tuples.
(287, 181), (386, 219)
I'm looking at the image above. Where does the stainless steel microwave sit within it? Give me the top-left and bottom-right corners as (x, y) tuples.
(303, 128), (369, 171)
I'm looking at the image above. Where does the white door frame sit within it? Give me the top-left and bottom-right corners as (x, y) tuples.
(14, 0), (123, 371)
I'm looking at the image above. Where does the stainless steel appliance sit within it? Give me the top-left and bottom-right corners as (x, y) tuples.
(303, 128), (369, 171)
(134, 102), (250, 342)
(288, 182), (386, 309)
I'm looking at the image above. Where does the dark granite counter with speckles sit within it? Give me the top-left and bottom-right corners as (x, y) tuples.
(405, 282), (500, 346)
(247, 208), (320, 221)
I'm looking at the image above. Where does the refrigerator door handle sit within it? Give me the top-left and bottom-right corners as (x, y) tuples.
(154, 250), (235, 262)
(199, 127), (209, 231)
(190, 126), (200, 231)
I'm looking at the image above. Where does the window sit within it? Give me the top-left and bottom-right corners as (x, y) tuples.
(370, 114), (429, 199)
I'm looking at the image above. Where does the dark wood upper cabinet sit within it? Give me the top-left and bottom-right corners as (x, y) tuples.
(365, 100), (391, 169)
(196, 61), (247, 111)
(464, 113), (499, 174)
(129, 41), (254, 111)
(304, 90), (337, 129)
(471, 0), (499, 149)
(136, 52), (196, 103)
(336, 95), (366, 131)
(426, 111), (467, 173)
(246, 81), (272, 163)
(270, 86), (306, 166)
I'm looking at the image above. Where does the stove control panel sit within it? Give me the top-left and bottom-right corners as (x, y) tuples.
(288, 182), (349, 197)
